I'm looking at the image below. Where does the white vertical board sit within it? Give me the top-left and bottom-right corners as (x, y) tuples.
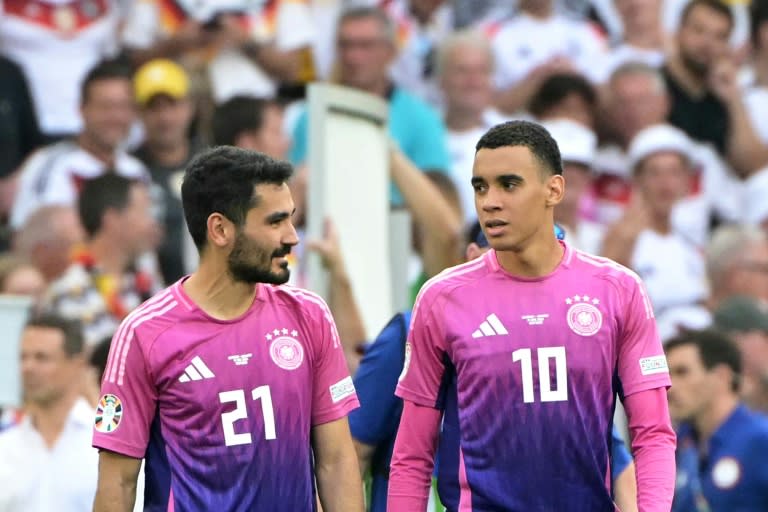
(0, 295), (32, 407)
(306, 84), (392, 338)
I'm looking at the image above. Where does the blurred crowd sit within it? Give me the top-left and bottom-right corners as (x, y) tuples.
(1, 0), (768, 510)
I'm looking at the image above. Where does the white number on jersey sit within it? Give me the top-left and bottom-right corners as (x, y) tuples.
(512, 346), (568, 403)
(219, 385), (277, 447)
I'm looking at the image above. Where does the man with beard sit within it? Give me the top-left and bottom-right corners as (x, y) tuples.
(662, 0), (732, 154)
(91, 146), (364, 511)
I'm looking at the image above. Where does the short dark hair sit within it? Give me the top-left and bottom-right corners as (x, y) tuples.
(337, 5), (395, 43)
(680, 0), (733, 32)
(182, 146), (294, 251)
(25, 313), (84, 356)
(78, 174), (141, 237)
(80, 58), (132, 105)
(751, 0), (768, 49)
(475, 120), (563, 176)
(211, 96), (277, 147)
(527, 73), (597, 119)
(665, 328), (742, 392)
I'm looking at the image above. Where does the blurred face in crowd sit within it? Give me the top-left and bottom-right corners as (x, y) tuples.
(337, 16), (395, 92)
(227, 184), (299, 285)
(238, 105), (291, 160)
(666, 344), (720, 422)
(607, 72), (669, 145)
(21, 326), (81, 406)
(677, 3), (732, 77)
(107, 183), (160, 257)
(2, 264), (46, 299)
(141, 95), (194, 150)
(730, 330), (768, 411)
(81, 78), (135, 151)
(615, 0), (662, 33)
(556, 162), (592, 222)
(634, 152), (691, 220)
(440, 43), (494, 117)
(727, 241), (768, 303)
(472, 146), (562, 251)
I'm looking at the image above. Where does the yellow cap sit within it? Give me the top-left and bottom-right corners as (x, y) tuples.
(134, 59), (190, 106)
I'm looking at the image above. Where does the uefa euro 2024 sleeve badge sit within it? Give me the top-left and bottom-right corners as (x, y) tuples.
(95, 394), (123, 433)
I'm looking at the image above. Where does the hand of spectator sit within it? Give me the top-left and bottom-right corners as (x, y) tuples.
(213, 14), (253, 49)
(307, 218), (346, 277)
(617, 193), (652, 239)
(709, 54), (740, 103)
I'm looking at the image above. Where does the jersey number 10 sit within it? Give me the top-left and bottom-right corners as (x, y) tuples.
(512, 346), (568, 403)
(219, 386), (276, 446)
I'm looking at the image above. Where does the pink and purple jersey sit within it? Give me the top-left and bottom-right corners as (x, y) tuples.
(396, 242), (671, 511)
(93, 279), (358, 511)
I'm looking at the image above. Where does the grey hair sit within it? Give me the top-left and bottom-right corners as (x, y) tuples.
(336, 5), (396, 45)
(609, 61), (668, 96)
(706, 224), (768, 286)
(435, 28), (495, 77)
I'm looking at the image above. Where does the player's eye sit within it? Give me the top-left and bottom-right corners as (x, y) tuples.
(472, 183), (488, 193)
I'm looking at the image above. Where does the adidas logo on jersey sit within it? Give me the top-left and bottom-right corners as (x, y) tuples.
(471, 314), (509, 338)
(179, 356), (215, 382)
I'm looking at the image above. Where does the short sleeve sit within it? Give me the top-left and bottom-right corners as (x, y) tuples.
(92, 325), (157, 458)
(617, 276), (671, 398)
(395, 287), (448, 407)
(349, 313), (409, 445)
(310, 301), (359, 426)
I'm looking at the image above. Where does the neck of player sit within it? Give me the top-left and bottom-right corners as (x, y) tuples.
(183, 263), (258, 320)
(695, 394), (739, 443)
(495, 229), (564, 278)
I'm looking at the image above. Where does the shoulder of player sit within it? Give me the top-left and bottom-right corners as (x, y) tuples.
(115, 287), (185, 343)
(571, 249), (642, 290)
(415, 257), (490, 305)
(267, 284), (332, 319)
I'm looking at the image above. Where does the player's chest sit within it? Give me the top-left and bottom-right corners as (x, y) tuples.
(444, 289), (618, 373)
(153, 321), (313, 402)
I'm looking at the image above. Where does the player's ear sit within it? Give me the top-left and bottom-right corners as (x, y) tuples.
(207, 213), (235, 248)
(545, 174), (565, 207)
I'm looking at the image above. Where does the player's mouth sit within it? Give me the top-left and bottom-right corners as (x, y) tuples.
(484, 219), (508, 237)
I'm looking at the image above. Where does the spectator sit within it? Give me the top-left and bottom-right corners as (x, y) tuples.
(528, 72), (598, 129)
(382, 0), (455, 106)
(43, 174), (161, 347)
(601, 124), (708, 323)
(488, 0), (608, 116)
(0, 55), (43, 216)
(437, 29), (503, 222)
(706, 224), (768, 309)
(0, 314), (97, 512)
(290, 5), (451, 206)
(9, 59), (148, 230)
(597, 62), (742, 246)
(713, 296), (768, 412)
(542, 118), (604, 254)
(666, 329), (768, 511)
(663, 0), (767, 175)
(121, 0), (317, 102)
(132, 59), (200, 283)
(12, 205), (84, 284)
(0, 0), (122, 140)
(212, 96), (291, 158)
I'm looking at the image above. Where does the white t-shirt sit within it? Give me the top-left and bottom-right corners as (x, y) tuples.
(122, 0), (315, 102)
(0, 0), (121, 135)
(631, 228), (708, 315)
(10, 141), (149, 229)
(489, 12), (608, 89)
(0, 399), (98, 512)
